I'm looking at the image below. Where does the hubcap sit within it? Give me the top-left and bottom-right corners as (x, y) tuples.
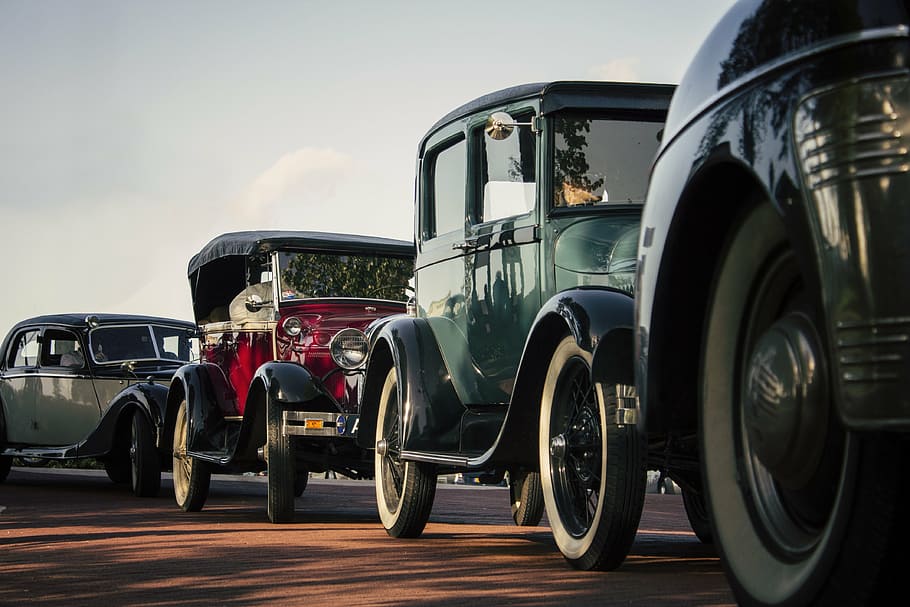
(743, 312), (828, 489)
(550, 434), (567, 459)
(376, 439), (389, 457)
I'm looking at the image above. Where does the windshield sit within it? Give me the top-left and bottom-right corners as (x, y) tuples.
(89, 325), (196, 364)
(552, 114), (664, 208)
(277, 251), (413, 302)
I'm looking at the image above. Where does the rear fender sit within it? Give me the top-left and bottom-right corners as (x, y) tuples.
(165, 363), (239, 457)
(490, 288), (635, 467)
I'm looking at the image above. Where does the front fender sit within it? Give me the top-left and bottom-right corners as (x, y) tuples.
(252, 361), (327, 405)
(489, 287), (634, 467)
(356, 316), (463, 453)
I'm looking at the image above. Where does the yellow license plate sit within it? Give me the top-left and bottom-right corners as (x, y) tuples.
(305, 419), (324, 429)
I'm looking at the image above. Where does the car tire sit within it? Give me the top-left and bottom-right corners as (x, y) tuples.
(104, 454), (130, 484)
(540, 335), (646, 571)
(509, 469), (544, 527)
(172, 399), (210, 512)
(130, 410), (161, 497)
(374, 366), (437, 538)
(701, 200), (909, 605)
(0, 455), (11, 483)
(681, 488), (712, 544)
(266, 395), (295, 524)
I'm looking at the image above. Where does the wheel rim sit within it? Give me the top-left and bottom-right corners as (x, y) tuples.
(735, 246), (846, 558)
(173, 404), (190, 502)
(548, 355), (601, 538)
(378, 376), (404, 513)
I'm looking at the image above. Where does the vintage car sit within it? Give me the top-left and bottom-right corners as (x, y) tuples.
(358, 81), (674, 570)
(0, 313), (197, 496)
(166, 230), (414, 523)
(636, 1), (909, 604)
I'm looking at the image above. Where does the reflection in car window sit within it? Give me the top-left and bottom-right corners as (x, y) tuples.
(478, 111), (536, 223)
(9, 330), (39, 368)
(278, 252), (413, 301)
(553, 115), (664, 208)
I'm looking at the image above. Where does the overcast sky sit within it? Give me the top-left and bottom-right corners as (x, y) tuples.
(0, 0), (734, 337)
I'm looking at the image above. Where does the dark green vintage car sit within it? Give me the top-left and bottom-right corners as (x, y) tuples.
(357, 81), (673, 570)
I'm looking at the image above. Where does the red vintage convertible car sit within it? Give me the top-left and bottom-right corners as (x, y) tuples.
(165, 230), (414, 522)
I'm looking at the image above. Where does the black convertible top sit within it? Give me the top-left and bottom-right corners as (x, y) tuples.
(187, 230), (415, 277)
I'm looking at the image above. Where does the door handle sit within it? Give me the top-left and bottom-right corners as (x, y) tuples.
(452, 238), (479, 252)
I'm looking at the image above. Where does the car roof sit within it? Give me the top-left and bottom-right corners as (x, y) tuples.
(9, 313), (196, 330)
(1, 314), (196, 360)
(187, 230), (416, 277)
(420, 80), (676, 152)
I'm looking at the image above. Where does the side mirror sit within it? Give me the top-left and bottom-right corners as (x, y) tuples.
(484, 111), (535, 140)
(245, 293), (272, 312)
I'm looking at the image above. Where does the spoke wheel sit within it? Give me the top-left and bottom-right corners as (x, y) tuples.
(374, 366), (436, 538)
(267, 395), (296, 523)
(172, 399), (210, 512)
(701, 200), (908, 605)
(540, 336), (645, 571)
(130, 411), (161, 497)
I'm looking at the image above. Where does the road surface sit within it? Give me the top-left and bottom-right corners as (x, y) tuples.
(1, 467), (735, 606)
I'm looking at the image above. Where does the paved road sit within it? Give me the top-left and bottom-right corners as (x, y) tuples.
(1, 467), (735, 606)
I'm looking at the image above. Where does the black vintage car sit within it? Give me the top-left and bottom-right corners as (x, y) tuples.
(166, 231), (414, 523)
(358, 81), (673, 570)
(636, 1), (910, 604)
(0, 313), (197, 496)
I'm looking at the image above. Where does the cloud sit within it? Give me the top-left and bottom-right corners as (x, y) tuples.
(234, 147), (353, 220)
(588, 58), (642, 83)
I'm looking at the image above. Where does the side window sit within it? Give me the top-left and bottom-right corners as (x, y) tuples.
(41, 329), (85, 368)
(477, 111), (536, 224)
(8, 330), (40, 368)
(424, 136), (466, 240)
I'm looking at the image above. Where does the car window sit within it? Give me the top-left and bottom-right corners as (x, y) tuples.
(41, 329), (85, 368)
(151, 325), (197, 362)
(424, 136), (466, 240)
(552, 114), (664, 208)
(278, 251), (413, 301)
(8, 330), (40, 368)
(477, 111), (536, 224)
(89, 326), (157, 363)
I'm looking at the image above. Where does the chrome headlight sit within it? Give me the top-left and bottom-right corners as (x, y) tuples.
(282, 316), (303, 337)
(329, 328), (369, 369)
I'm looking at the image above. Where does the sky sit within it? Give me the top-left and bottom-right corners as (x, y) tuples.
(0, 0), (735, 338)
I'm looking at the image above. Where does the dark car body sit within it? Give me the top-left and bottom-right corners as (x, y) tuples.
(636, 1), (910, 604)
(166, 230), (414, 522)
(361, 81), (674, 569)
(0, 313), (197, 496)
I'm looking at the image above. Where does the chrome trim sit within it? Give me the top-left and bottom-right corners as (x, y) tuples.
(667, 25), (910, 152)
(400, 450), (470, 466)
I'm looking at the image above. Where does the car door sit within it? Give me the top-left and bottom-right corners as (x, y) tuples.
(463, 106), (541, 403)
(0, 328), (42, 443)
(34, 328), (102, 446)
(415, 102), (541, 410)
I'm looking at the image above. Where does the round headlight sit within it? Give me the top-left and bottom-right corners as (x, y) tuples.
(329, 328), (369, 370)
(282, 316), (303, 337)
